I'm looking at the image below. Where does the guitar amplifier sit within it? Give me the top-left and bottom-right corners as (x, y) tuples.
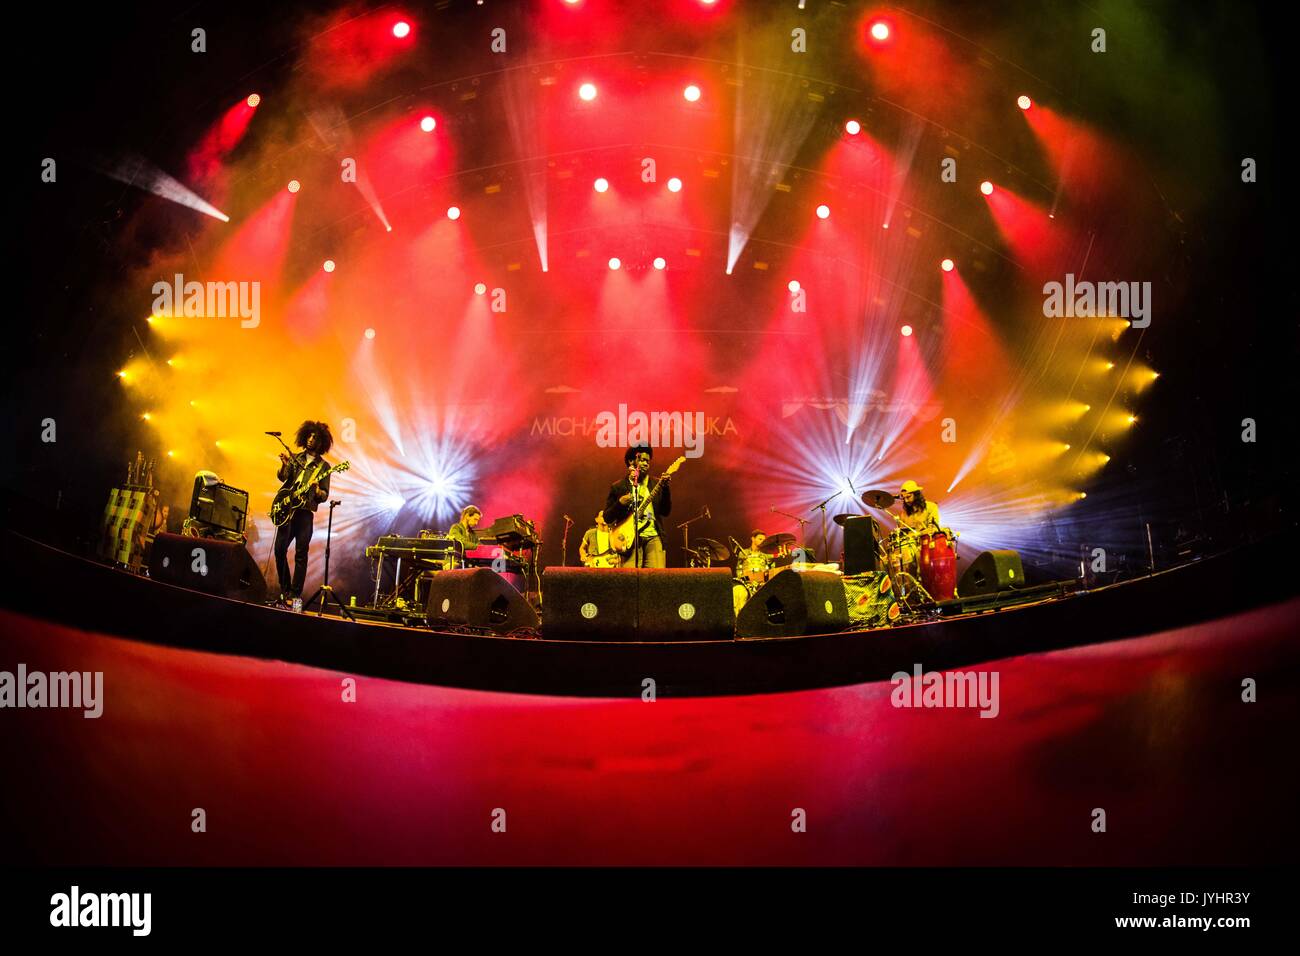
(189, 477), (249, 535)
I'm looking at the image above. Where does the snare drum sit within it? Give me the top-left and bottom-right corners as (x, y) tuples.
(918, 529), (957, 601)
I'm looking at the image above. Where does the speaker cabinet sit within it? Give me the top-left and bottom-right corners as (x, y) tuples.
(735, 569), (850, 639)
(148, 532), (267, 603)
(425, 568), (540, 634)
(840, 515), (880, 575)
(541, 568), (734, 642)
(958, 549), (1025, 597)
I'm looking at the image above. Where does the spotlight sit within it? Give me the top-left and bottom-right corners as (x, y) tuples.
(364, 328), (377, 339)
(653, 257), (666, 270)
(816, 204), (830, 220)
(287, 180), (301, 194)
(900, 325), (913, 337)
(594, 177), (609, 193)
(940, 258), (954, 272)
(608, 257), (621, 270)
(579, 82), (597, 102)
(980, 180), (994, 196)
(392, 21), (411, 38)
(474, 282), (487, 295)
(1017, 95), (1032, 110)
(447, 205), (461, 220)
(246, 93), (261, 108)
(420, 116), (436, 133)
(787, 280), (800, 292)
(1105, 361), (1115, 370)
(141, 413), (151, 421)
(667, 177), (683, 193)
(845, 119), (861, 135)
(323, 259), (336, 273)
(1078, 491), (1088, 500)
(1126, 414), (1138, 425)
(869, 20), (890, 42)
(684, 84), (701, 102)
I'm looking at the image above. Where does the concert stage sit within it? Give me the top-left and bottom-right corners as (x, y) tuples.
(1, 529), (1296, 867)
(2, 529), (1293, 698)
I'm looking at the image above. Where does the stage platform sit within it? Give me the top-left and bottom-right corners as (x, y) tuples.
(1, 529), (1294, 697)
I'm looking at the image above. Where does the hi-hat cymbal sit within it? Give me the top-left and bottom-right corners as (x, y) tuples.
(862, 489), (895, 509)
(692, 537), (731, 561)
(758, 532), (797, 554)
(833, 512), (873, 527)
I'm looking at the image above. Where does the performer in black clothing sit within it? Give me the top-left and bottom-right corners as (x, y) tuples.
(604, 445), (673, 568)
(273, 420), (334, 603)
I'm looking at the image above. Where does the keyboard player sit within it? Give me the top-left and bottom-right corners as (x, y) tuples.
(448, 505), (483, 557)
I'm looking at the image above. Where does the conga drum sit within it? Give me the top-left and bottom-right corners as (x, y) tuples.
(918, 530), (957, 601)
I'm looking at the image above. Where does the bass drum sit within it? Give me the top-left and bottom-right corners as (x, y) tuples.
(732, 578), (757, 616)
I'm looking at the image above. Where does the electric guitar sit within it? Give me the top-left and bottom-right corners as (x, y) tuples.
(583, 550), (622, 568)
(608, 456), (686, 555)
(270, 460), (350, 526)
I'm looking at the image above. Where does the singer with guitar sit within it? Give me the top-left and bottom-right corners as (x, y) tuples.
(604, 445), (684, 569)
(271, 420), (338, 605)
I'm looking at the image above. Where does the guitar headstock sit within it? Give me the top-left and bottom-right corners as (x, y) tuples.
(332, 460), (351, 475)
(662, 456), (687, 477)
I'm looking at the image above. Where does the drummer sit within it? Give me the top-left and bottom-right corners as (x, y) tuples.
(737, 529), (775, 579)
(894, 480), (943, 536)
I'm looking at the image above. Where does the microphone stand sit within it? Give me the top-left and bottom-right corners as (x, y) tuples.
(304, 499), (354, 621)
(770, 506), (810, 549)
(561, 516), (573, 567)
(809, 490), (842, 565)
(629, 467), (641, 569)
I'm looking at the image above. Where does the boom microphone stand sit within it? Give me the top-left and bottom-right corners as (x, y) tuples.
(304, 499), (354, 621)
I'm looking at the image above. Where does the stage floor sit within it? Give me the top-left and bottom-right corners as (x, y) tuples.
(2, 596), (1296, 865)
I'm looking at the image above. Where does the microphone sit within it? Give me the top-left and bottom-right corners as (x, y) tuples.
(704, 505), (711, 519)
(265, 431), (281, 436)
(563, 514), (573, 523)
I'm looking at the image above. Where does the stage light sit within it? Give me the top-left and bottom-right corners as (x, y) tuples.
(246, 93), (261, 108)
(392, 21), (411, 38)
(1126, 414), (1138, 425)
(684, 84), (701, 102)
(474, 282), (487, 295)
(816, 204), (830, 219)
(116, 370), (127, 379)
(901, 324), (913, 337)
(845, 119), (861, 135)
(608, 257), (621, 270)
(1078, 491), (1088, 500)
(141, 413), (151, 421)
(980, 180), (994, 196)
(1017, 95), (1032, 110)
(653, 257), (666, 270)
(323, 259), (336, 273)
(1105, 361), (1115, 370)
(166, 358), (175, 367)
(667, 177), (683, 192)
(364, 328), (376, 340)
(940, 258), (954, 272)
(594, 177), (609, 193)
(167, 450), (175, 458)
(420, 116), (436, 133)
(869, 20), (890, 42)
(287, 180), (301, 194)
(788, 280), (800, 292)
(447, 205), (461, 220)
(579, 83), (597, 102)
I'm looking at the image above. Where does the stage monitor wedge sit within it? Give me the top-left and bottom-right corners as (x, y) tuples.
(958, 549), (1025, 597)
(148, 532), (267, 604)
(425, 568), (539, 634)
(735, 569), (850, 639)
(542, 568), (734, 642)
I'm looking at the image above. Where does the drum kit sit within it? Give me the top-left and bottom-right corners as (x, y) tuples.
(730, 532), (799, 614)
(858, 488), (958, 605)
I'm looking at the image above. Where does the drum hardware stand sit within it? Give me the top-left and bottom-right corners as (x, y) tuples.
(677, 506), (711, 567)
(770, 506), (810, 550)
(303, 499), (354, 621)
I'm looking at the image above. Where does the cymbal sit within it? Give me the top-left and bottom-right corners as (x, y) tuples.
(758, 532), (797, 554)
(862, 489), (895, 509)
(833, 512), (872, 527)
(691, 537), (731, 561)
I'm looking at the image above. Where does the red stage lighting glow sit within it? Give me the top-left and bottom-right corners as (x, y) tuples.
(594, 177), (609, 193)
(474, 282), (487, 295)
(816, 204), (830, 220)
(845, 119), (861, 135)
(608, 257), (621, 270)
(980, 180), (994, 196)
(667, 177), (683, 193)
(901, 324), (913, 336)
(246, 94), (261, 108)
(323, 259), (336, 273)
(579, 83), (597, 102)
(941, 258), (955, 272)
(684, 84), (701, 102)
(392, 21), (411, 39)
(788, 280), (800, 292)
(419, 116), (436, 133)
(653, 257), (666, 270)
(869, 20), (890, 42)
(447, 206), (461, 220)
(286, 180), (301, 194)
(1017, 95), (1033, 110)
